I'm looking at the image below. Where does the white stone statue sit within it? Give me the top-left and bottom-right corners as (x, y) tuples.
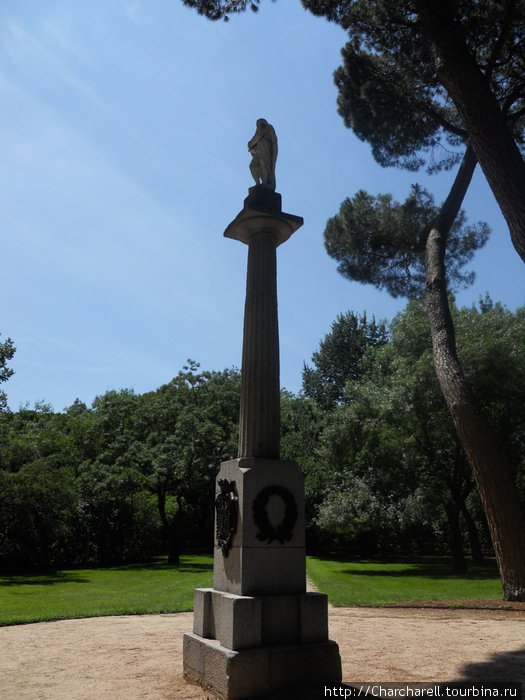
(248, 118), (278, 190)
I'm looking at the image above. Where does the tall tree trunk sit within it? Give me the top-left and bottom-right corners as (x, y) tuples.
(424, 144), (525, 600)
(157, 487), (181, 565)
(451, 446), (485, 564)
(166, 528), (180, 566)
(414, 0), (525, 264)
(458, 500), (485, 564)
(444, 502), (467, 572)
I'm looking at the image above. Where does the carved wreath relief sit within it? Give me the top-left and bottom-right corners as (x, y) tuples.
(253, 485), (297, 544)
(215, 479), (238, 557)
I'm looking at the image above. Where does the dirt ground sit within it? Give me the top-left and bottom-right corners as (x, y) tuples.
(1, 602), (523, 699)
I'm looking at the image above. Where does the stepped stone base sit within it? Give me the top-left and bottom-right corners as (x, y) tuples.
(193, 588), (329, 649)
(183, 633), (342, 700)
(183, 588), (342, 699)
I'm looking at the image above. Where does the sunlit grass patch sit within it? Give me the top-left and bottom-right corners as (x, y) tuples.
(0, 554), (213, 626)
(306, 556), (501, 606)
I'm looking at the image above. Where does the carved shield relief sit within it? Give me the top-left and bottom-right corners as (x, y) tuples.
(215, 479), (238, 557)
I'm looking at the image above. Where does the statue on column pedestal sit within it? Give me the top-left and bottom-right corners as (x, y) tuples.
(183, 121), (342, 698)
(248, 118), (278, 190)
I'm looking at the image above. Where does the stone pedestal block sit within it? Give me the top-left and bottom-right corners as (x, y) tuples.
(185, 587), (342, 698)
(183, 633), (342, 700)
(193, 588), (329, 651)
(213, 458), (305, 596)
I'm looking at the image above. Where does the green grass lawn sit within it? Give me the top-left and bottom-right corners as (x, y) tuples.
(306, 556), (502, 606)
(0, 554), (213, 626)
(1, 555), (504, 626)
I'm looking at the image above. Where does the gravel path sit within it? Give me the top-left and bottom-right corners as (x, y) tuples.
(0, 606), (523, 698)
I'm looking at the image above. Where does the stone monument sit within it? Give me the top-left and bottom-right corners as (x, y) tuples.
(183, 120), (342, 699)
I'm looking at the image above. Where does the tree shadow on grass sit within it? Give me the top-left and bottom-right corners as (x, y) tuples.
(0, 556), (214, 584)
(339, 566), (499, 580)
(114, 558), (213, 574)
(0, 572), (90, 586)
(174, 563), (213, 573)
(310, 556), (498, 581)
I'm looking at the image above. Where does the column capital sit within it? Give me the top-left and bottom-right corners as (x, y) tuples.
(224, 185), (303, 247)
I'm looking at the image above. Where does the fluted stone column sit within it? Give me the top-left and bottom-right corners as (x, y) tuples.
(238, 231), (280, 458)
(224, 185), (303, 460)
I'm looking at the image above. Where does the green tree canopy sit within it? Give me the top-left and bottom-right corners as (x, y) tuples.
(0, 334), (15, 412)
(304, 0), (525, 260)
(0, 361), (241, 572)
(306, 1), (524, 164)
(324, 185), (489, 298)
(302, 310), (388, 407)
(310, 299), (524, 563)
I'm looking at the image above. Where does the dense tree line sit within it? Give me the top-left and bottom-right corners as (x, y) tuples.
(0, 362), (240, 572)
(1, 301), (523, 579)
(286, 302), (525, 575)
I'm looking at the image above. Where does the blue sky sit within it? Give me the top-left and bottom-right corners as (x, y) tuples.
(2, 0), (524, 411)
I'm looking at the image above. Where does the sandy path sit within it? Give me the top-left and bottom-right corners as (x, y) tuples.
(0, 607), (523, 699)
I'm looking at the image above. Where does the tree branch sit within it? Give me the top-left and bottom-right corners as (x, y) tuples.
(485, 0), (517, 81)
(429, 108), (467, 138)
